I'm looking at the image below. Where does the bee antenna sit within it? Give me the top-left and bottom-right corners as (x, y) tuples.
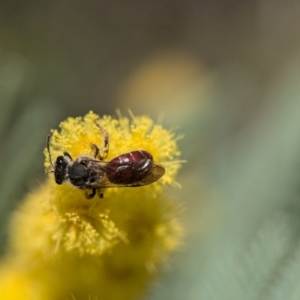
(46, 134), (54, 168)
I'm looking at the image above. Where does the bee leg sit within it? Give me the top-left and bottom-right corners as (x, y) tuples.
(90, 144), (99, 159)
(97, 188), (104, 198)
(94, 121), (109, 160)
(85, 189), (96, 200)
(63, 151), (73, 160)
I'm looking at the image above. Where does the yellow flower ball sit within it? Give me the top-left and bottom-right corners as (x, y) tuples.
(1, 111), (184, 300)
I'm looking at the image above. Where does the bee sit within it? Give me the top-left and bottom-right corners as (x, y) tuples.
(45, 123), (165, 199)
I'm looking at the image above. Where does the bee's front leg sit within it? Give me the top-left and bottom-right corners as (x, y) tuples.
(85, 188), (96, 199)
(94, 122), (109, 160)
(90, 144), (99, 159)
(97, 188), (104, 198)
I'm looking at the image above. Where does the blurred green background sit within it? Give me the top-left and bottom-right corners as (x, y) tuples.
(1, 1), (300, 299)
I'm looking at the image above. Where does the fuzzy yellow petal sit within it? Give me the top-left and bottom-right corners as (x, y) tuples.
(0, 263), (42, 300)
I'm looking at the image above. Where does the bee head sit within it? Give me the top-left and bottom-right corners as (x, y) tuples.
(54, 155), (70, 184)
(46, 134), (73, 184)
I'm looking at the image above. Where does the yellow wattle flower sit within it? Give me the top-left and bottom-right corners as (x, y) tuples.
(0, 111), (183, 299)
(44, 111), (181, 187)
(0, 264), (40, 300)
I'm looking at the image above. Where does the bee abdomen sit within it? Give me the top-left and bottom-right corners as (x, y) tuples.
(106, 151), (153, 185)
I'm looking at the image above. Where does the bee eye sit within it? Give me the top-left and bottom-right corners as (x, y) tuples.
(54, 156), (68, 184)
(57, 157), (64, 166)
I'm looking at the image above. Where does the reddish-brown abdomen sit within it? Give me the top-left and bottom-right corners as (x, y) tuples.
(106, 151), (153, 185)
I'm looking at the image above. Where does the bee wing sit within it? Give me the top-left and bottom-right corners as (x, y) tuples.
(131, 162), (165, 186)
(95, 162), (165, 188)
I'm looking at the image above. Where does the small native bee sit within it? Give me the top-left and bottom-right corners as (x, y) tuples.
(46, 123), (165, 199)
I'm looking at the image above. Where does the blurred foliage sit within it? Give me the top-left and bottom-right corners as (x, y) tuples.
(0, 54), (63, 254)
(1, 0), (300, 299)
